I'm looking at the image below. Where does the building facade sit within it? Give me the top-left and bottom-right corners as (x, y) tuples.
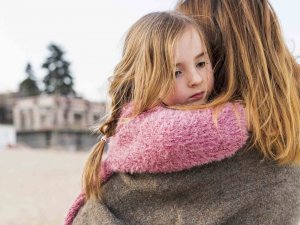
(0, 92), (17, 150)
(0, 92), (17, 124)
(0, 124), (16, 150)
(13, 95), (106, 151)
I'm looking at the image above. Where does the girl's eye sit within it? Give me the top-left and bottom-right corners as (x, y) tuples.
(197, 61), (206, 68)
(175, 70), (182, 78)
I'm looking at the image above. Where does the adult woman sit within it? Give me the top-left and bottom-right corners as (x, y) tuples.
(176, 0), (300, 223)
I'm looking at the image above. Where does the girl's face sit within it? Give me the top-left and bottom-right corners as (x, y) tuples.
(163, 26), (214, 106)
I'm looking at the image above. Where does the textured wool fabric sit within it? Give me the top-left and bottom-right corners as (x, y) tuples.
(64, 103), (300, 224)
(72, 145), (300, 225)
(64, 103), (248, 225)
(101, 102), (248, 181)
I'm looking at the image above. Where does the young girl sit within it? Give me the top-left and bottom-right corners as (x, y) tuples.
(64, 12), (249, 225)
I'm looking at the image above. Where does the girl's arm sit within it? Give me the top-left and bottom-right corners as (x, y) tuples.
(103, 102), (248, 177)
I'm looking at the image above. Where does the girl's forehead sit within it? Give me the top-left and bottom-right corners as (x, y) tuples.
(174, 27), (205, 59)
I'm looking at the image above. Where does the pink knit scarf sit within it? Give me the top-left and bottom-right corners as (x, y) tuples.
(101, 102), (248, 181)
(64, 102), (248, 225)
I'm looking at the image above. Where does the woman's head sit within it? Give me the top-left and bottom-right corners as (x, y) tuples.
(83, 11), (213, 199)
(177, 0), (300, 164)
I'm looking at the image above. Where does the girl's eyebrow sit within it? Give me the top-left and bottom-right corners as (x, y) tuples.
(175, 52), (207, 66)
(195, 52), (206, 59)
(175, 52), (207, 67)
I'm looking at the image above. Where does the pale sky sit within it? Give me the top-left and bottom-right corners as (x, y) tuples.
(0, 0), (299, 102)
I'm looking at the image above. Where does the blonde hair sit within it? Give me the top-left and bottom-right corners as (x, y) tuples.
(176, 0), (300, 165)
(82, 11), (210, 199)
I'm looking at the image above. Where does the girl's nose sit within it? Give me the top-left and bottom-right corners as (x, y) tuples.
(188, 69), (202, 87)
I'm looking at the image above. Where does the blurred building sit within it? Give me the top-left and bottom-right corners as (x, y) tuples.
(0, 92), (17, 149)
(13, 95), (106, 151)
(0, 92), (18, 124)
(0, 124), (16, 150)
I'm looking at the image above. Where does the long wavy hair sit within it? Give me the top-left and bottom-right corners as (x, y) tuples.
(82, 11), (210, 199)
(176, 0), (300, 165)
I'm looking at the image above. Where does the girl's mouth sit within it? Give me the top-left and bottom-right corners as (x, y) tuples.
(190, 91), (204, 100)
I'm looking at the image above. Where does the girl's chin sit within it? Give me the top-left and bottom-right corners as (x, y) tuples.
(185, 99), (207, 106)
(162, 98), (207, 107)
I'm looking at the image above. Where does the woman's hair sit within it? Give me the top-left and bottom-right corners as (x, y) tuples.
(82, 11), (210, 199)
(176, 0), (300, 165)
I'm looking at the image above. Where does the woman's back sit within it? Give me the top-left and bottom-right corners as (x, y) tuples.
(73, 145), (300, 225)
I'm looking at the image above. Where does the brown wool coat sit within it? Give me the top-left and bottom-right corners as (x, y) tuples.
(72, 146), (300, 225)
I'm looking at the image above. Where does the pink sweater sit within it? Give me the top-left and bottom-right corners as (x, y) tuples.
(64, 102), (248, 225)
(101, 102), (248, 181)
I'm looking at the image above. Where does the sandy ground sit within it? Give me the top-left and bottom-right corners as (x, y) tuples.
(0, 148), (89, 225)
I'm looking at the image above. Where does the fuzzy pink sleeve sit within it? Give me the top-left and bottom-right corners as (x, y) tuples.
(63, 192), (85, 225)
(103, 103), (248, 177)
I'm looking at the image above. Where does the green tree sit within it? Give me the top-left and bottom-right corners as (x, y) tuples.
(42, 43), (76, 96)
(18, 63), (41, 97)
